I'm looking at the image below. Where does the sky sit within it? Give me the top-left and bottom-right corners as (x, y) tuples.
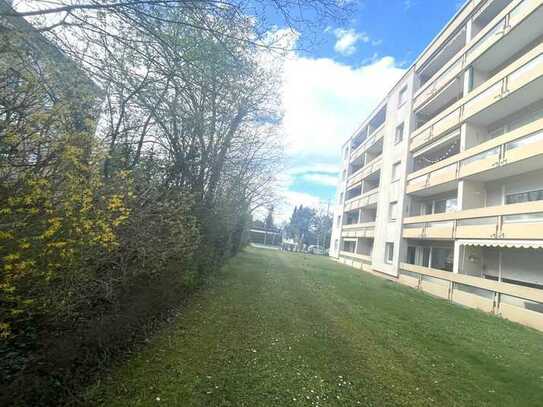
(11, 0), (466, 224)
(274, 0), (466, 223)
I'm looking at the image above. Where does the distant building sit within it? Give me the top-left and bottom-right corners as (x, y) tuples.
(330, 0), (543, 331)
(249, 227), (282, 247)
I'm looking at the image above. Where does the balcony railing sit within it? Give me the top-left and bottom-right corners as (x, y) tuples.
(347, 155), (383, 189)
(339, 251), (372, 262)
(344, 189), (379, 212)
(406, 116), (543, 194)
(403, 201), (543, 240)
(412, 16), (543, 152)
(399, 262), (543, 331)
(350, 123), (385, 162)
(413, 0), (539, 113)
(342, 222), (376, 238)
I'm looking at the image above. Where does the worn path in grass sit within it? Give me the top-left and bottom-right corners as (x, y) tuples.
(85, 247), (543, 406)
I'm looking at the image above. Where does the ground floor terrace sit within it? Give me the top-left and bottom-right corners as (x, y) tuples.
(85, 248), (543, 406)
(339, 235), (543, 331)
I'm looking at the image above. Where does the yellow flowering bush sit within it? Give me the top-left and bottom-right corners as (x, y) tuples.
(0, 139), (132, 339)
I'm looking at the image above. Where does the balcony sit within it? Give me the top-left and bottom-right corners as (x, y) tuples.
(350, 124), (385, 163)
(341, 222), (376, 238)
(344, 189), (379, 212)
(407, 115), (543, 195)
(415, 76), (463, 129)
(403, 200), (543, 240)
(399, 262), (543, 331)
(413, 0), (543, 115)
(347, 154), (382, 189)
(418, 26), (467, 89)
(411, 41), (543, 152)
(468, 0), (543, 79)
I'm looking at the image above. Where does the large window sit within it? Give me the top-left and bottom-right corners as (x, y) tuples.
(506, 188), (543, 205)
(343, 240), (356, 253)
(431, 248), (453, 272)
(407, 246), (450, 271)
(421, 197), (457, 215)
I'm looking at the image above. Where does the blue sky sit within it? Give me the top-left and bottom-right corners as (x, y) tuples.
(275, 0), (465, 222)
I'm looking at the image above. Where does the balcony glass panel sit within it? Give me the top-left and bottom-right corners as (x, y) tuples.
(503, 212), (543, 224)
(427, 221), (454, 228)
(422, 275), (450, 286)
(407, 175), (427, 190)
(505, 130), (543, 151)
(435, 58), (463, 93)
(509, 54), (543, 83)
(429, 163), (456, 182)
(502, 294), (543, 314)
(457, 217), (498, 226)
(464, 81), (502, 111)
(404, 223), (426, 229)
(461, 146), (500, 166)
(467, 18), (506, 61)
(455, 283), (495, 299)
(508, 0), (530, 26)
(400, 270), (420, 279)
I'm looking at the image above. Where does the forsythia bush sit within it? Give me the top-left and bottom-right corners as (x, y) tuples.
(0, 140), (132, 340)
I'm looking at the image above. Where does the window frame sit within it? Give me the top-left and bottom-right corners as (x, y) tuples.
(398, 86), (408, 107)
(389, 201), (399, 222)
(394, 122), (405, 145)
(392, 161), (401, 181)
(385, 242), (394, 264)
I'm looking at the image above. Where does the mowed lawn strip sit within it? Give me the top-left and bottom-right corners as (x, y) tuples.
(84, 247), (543, 406)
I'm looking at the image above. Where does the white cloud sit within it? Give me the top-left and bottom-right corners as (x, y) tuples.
(281, 55), (405, 158)
(301, 174), (339, 187)
(273, 32), (406, 222)
(332, 28), (369, 56)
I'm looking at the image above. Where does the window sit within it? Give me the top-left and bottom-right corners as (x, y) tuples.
(344, 146), (349, 160)
(337, 216), (342, 227)
(342, 169), (347, 181)
(338, 192), (344, 204)
(421, 197), (457, 215)
(385, 242), (394, 264)
(506, 188), (543, 205)
(343, 240), (356, 253)
(395, 123), (404, 144)
(389, 201), (399, 221)
(431, 247), (453, 272)
(398, 86), (408, 107)
(334, 239), (339, 251)
(392, 162), (401, 181)
(407, 246), (416, 265)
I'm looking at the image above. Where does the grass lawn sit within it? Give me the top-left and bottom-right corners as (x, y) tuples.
(84, 247), (543, 406)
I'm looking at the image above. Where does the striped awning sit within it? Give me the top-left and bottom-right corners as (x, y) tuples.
(458, 239), (543, 249)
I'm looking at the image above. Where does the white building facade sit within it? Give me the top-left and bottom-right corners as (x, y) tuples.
(330, 0), (543, 331)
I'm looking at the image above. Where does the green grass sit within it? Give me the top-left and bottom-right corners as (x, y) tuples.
(84, 248), (543, 406)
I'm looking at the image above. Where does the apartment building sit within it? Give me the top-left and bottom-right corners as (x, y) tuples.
(330, 0), (543, 331)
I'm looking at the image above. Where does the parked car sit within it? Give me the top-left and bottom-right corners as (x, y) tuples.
(307, 245), (325, 255)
